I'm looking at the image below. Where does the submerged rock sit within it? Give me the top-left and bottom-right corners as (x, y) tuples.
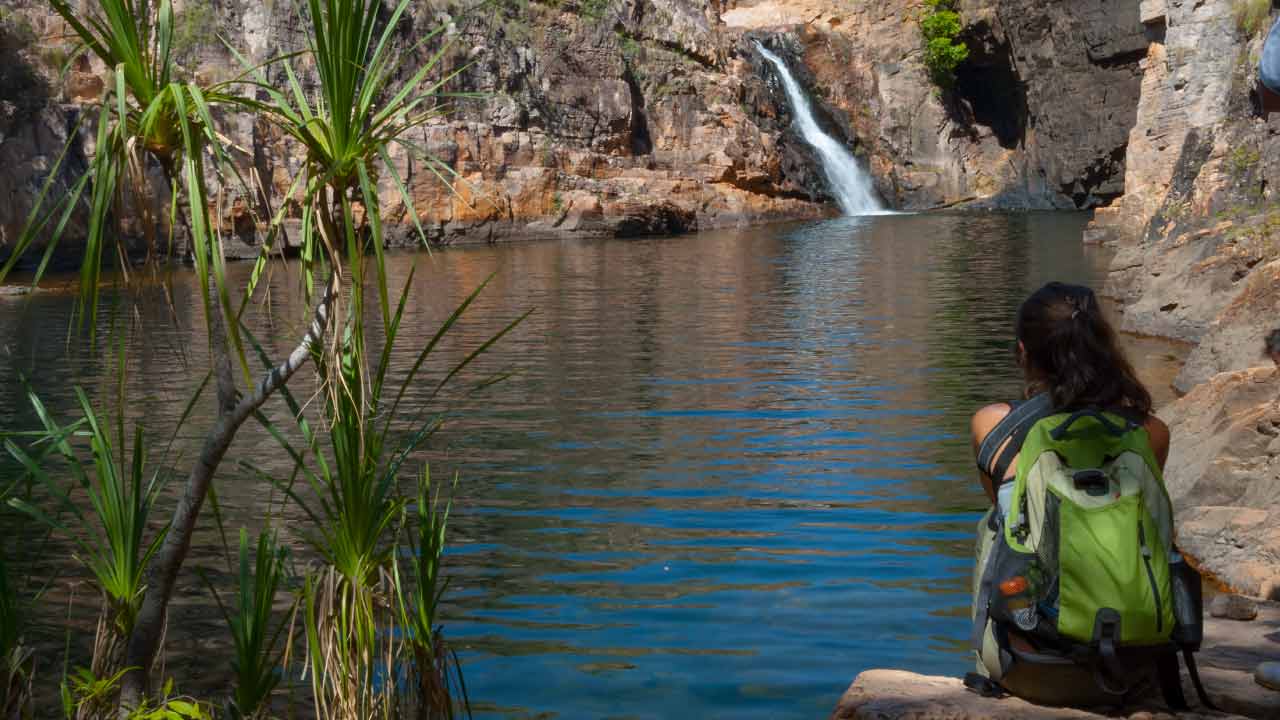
(1256, 661), (1280, 692)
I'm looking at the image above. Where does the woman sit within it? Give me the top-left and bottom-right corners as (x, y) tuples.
(970, 281), (1169, 506)
(966, 281), (1176, 707)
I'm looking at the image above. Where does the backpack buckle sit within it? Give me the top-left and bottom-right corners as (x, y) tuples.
(1073, 469), (1109, 496)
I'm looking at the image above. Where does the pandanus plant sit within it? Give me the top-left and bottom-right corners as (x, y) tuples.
(4, 0), (501, 712)
(268, 269), (523, 720)
(395, 469), (468, 720)
(0, 550), (33, 720)
(6, 388), (170, 680)
(229, 0), (473, 339)
(3, 0), (244, 348)
(204, 530), (291, 720)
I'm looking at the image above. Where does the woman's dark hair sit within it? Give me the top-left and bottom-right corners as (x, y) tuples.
(1015, 282), (1152, 417)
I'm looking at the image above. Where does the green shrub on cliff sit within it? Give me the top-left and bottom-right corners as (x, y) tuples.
(919, 0), (969, 88)
(577, 0), (610, 20)
(1234, 0), (1272, 37)
(1229, 144), (1261, 177)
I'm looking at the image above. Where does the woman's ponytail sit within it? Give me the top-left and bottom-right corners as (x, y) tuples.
(1016, 282), (1152, 417)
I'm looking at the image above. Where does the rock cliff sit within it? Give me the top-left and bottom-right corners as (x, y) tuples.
(727, 0), (1148, 210)
(0, 0), (1153, 264)
(1086, 0), (1280, 597)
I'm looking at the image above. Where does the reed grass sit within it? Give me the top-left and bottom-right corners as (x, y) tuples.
(205, 530), (292, 720)
(0, 551), (33, 720)
(395, 469), (468, 720)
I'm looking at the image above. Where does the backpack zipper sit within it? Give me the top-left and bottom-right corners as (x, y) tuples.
(1138, 521), (1163, 633)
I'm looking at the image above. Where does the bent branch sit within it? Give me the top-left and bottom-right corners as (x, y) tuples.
(119, 268), (341, 710)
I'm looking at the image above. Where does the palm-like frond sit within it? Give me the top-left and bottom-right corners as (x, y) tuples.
(6, 387), (169, 668)
(394, 468), (470, 720)
(224, 0), (468, 314)
(204, 529), (291, 720)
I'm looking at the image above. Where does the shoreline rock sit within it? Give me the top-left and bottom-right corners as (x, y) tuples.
(830, 669), (1248, 720)
(833, 604), (1280, 720)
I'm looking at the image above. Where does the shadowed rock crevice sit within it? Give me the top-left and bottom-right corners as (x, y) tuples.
(1064, 144), (1127, 208)
(953, 21), (1027, 150)
(622, 66), (653, 156)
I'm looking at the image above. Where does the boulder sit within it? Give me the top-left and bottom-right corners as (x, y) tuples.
(1210, 593), (1260, 621)
(1159, 367), (1280, 596)
(1256, 662), (1280, 692)
(1174, 260), (1280, 392)
(832, 605), (1280, 720)
(1197, 600), (1280, 718)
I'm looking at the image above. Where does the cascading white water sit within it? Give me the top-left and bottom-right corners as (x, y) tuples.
(755, 42), (884, 216)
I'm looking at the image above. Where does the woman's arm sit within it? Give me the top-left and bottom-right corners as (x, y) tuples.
(971, 403), (1012, 504)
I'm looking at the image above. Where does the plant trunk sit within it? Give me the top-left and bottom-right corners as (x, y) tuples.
(118, 268), (340, 713)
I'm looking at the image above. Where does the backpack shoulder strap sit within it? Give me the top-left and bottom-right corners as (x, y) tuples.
(976, 393), (1054, 482)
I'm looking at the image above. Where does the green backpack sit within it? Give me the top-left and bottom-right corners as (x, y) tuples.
(969, 399), (1213, 710)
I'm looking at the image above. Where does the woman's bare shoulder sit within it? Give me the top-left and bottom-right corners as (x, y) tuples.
(970, 402), (1013, 446)
(1143, 414), (1171, 468)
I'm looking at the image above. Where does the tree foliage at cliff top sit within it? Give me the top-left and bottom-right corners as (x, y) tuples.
(919, 0), (969, 89)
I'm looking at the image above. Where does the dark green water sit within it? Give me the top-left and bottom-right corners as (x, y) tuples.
(0, 212), (1184, 719)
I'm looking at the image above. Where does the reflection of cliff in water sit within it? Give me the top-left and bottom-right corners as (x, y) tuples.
(0, 216), (1187, 719)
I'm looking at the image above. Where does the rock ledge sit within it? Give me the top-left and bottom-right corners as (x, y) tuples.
(830, 669), (1245, 720)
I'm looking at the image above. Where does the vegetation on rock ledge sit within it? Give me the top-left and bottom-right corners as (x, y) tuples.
(1233, 0), (1273, 37)
(918, 0), (969, 89)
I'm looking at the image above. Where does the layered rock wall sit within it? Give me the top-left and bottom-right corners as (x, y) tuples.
(1089, 0), (1280, 596)
(0, 0), (1153, 264)
(726, 0), (1149, 210)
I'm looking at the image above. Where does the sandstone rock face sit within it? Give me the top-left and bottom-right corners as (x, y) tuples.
(727, 0), (1149, 210)
(1090, 0), (1280, 601)
(1095, 1), (1280, 350)
(0, 5), (90, 261)
(0, 0), (1152, 265)
(1159, 367), (1280, 597)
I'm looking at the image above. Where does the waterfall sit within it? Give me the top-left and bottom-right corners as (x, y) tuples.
(755, 42), (884, 216)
